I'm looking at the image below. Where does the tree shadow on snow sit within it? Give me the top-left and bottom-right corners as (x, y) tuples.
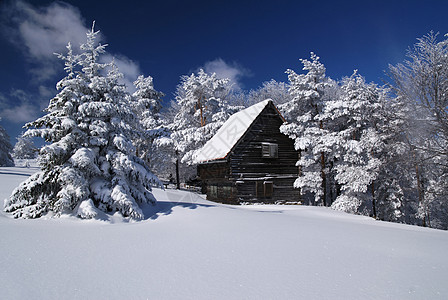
(0, 171), (35, 177)
(141, 189), (216, 220)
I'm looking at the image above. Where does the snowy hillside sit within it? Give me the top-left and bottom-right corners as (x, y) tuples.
(1, 166), (447, 299)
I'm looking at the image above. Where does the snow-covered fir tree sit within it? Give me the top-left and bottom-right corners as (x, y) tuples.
(149, 100), (193, 188)
(168, 69), (241, 183)
(279, 53), (334, 206)
(131, 74), (165, 165)
(0, 121), (14, 167)
(4, 24), (159, 219)
(246, 79), (292, 107)
(322, 72), (391, 216)
(12, 133), (37, 159)
(371, 93), (408, 223)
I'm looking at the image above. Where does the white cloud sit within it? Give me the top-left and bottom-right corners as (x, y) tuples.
(9, 89), (29, 102)
(3, 1), (142, 91)
(0, 93), (7, 104)
(38, 85), (55, 99)
(17, 2), (89, 59)
(201, 58), (251, 90)
(1, 103), (40, 124)
(0, 89), (46, 124)
(3, 1), (91, 82)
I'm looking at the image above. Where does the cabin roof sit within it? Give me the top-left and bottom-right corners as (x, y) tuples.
(194, 99), (284, 164)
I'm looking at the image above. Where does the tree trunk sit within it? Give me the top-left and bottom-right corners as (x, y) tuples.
(371, 180), (377, 219)
(297, 150), (302, 203)
(320, 151), (327, 206)
(329, 160), (335, 205)
(175, 151), (180, 190)
(198, 94), (206, 127)
(415, 162), (426, 227)
(319, 120), (327, 207)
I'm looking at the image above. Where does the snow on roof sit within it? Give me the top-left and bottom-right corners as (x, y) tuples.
(194, 99), (274, 164)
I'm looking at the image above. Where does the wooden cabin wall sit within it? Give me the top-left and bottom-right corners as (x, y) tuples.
(197, 161), (239, 204)
(198, 103), (300, 204)
(229, 104), (300, 203)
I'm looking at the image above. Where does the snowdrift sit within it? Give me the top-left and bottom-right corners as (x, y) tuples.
(1, 166), (447, 299)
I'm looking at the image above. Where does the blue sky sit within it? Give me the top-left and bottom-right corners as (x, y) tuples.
(0, 0), (447, 144)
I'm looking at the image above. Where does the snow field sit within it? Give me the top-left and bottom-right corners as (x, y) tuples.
(1, 167), (447, 299)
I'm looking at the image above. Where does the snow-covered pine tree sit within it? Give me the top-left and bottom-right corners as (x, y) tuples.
(168, 69), (240, 184)
(279, 53), (334, 206)
(132, 74), (165, 165)
(12, 133), (37, 159)
(322, 72), (389, 215)
(149, 100), (192, 189)
(371, 92), (408, 223)
(375, 171), (404, 222)
(246, 79), (292, 107)
(4, 23), (159, 219)
(0, 121), (14, 167)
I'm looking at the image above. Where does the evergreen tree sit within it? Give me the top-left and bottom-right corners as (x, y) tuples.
(279, 53), (334, 205)
(131, 74), (165, 165)
(372, 94), (408, 223)
(168, 69), (240, 184)
(12, 133), (37, 159)
(151, 100), (194, 188)
(0, 121), (14, 167)
(246, 79), (292, 107)
(323, 72), (389, 215)
(4, 24), (159, 219)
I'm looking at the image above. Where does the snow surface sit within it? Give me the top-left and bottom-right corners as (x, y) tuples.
(193, 99), (272, 163)
(1, 166), (448, 299)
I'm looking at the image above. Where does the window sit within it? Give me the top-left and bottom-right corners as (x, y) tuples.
(222, 185), (232, 198)
(208, 185), (218, 198)
(208, 184), (232, 199)
(262, 143), (278, 158)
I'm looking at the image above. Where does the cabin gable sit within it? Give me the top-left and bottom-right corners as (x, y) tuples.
(197, 100), (299, 204)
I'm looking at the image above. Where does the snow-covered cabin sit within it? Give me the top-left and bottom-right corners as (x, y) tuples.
(194, 99), (299, 204)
